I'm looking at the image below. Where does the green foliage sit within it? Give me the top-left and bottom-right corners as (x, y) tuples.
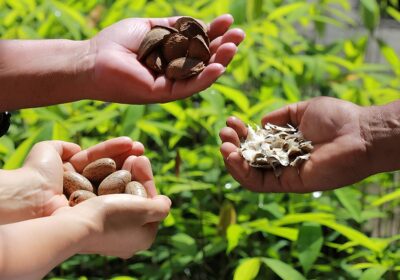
(1, 0), (400, 279)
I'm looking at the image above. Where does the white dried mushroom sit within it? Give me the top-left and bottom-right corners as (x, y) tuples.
(239, 123), (313, 176)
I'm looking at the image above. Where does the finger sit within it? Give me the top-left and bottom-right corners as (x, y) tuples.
(122, 155), (136, 172)
(69, 137), (133, 172)
(148, 17), (181, 28)
(143, 195), (171, 223)
(209, 43), (237, 66)
(132, 156), (157, 197)
(208, 14), (234, 40)
(220, 142), (239, 159)
(113, 141), (145, 169)
(168, 63), (225, 100)
(209, 28), (245, 54)
(225, 151), (283, 193)
(25, 141), (81, 165)
(219, 127), (241, 147)
(262, 101), (309, 127)
(63, 162), (76, 172)
(226, 116), (248, 140)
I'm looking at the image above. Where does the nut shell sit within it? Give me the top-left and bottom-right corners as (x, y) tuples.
(175, 17), (208, 43)
(145, 49), (166, 73)
(98, 170), (132, 195)
(69, 190), (96, 207)
(125, 181), (148, 198)
(188, 35), (210, 63)
(162, 33), (189, 63)
(82, 158), (117, 183)
(63, 171), (93, 198)
(138, 27), (172, 61)
(166, 57), (205, 80)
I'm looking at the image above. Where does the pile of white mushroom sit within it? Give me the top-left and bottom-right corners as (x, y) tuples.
(239, 123), (313, 176)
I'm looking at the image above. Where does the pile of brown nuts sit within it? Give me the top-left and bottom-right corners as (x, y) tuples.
(138, 16), (210, 80)
(63, 158), (147, 207)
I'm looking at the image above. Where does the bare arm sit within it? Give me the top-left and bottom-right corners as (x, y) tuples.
(0, 39), (93, 111)
(0, 194), (171, 280)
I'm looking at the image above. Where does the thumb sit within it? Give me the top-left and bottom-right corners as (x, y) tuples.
(261, 101), (309, 128)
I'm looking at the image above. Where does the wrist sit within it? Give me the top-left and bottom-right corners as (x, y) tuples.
(360, 100), (400, 174)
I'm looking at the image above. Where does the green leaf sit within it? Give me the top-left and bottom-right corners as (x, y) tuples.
(171, 233), (197, 256)
(213, 84), (249, 112)
(359, 267), (387, 280)
(121, 105), (145, 136)
(377, 39), (400, 76)
(234, 258), (261, 280)
(218, 201), (237, 235)
(267, 3), (308, 21)
(334, 188), (362, 222)
(163, 182), (213, 195)
(248, 219), (298, 241)
(262, 258), (306, 280)
(360, 0), (380, 32)
(297, 223), (323, 273)
(227, 224), (245, 253)
(4, 125), (52, 169)
(372, 189), (400, 206)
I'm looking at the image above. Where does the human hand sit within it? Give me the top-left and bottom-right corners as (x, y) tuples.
(220, 97), (372, 193)
(23, 137), (144, 218)
(88, 14), (245, 103)
(53, 152), (169, 258)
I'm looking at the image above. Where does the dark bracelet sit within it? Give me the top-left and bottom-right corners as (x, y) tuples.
(0, 112), (11, 137)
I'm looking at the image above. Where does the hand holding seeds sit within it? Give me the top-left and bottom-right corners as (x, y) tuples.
(220, 97), (376, 193)
(90, 14), (244, 103)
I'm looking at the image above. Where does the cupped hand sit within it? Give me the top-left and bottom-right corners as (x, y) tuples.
(89, 14), (245, 103)
(220, 97), (371, 193)
(24, 137), (144, 217)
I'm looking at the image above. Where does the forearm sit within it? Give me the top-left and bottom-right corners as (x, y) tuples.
(0, 214), (89, 280)
(0, 39), (94, 110)
(0, 168), (43, 224)
(362, 100), (400, 174)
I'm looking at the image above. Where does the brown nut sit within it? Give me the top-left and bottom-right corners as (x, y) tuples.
(138, 26), (175, 61)
(98, 170), (132, 195)
(188, 35), (210, 63)
(69, 190), (96, 207)
(174, 17), (209, 44)
(125, 181), (148, 198)
(145, 49), (166, 73)
(82, 158), (117, 183)
(162, 33), (189, 63)
(166, 57), (205, 80)
(63, 171), (93, 198)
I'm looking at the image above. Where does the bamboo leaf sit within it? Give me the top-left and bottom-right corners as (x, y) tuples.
(234, 258), (261, 280)
(262, 258), (306, 280)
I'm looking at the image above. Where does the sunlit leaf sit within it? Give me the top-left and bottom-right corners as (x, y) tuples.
(233, 258), (261, 280)
(262, 258), (306, 280)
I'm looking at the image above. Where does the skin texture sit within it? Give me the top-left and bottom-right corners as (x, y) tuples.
(220, 97), (400, 193)
(0, 138), (170, 280)
(0, 14), (245, 110)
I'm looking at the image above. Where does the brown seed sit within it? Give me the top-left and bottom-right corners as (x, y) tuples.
(188, 35), (210, 63)
(63, 171), (93, 198)
(82, 158), (117, 183)
(145, 49), (166, 73)
(69, 190), (96, 207)
(166, 57), (205, 80)
(175, 17), (209, 44)
(162, 33), (189, 63)
(138, 27), (172, 61)
(125, 181), (148, 198)
(98, 170), (132, 195)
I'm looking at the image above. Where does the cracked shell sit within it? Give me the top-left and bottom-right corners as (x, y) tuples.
(174, 16), (209, 44)
(145, 49), (166, 73)
(166, 57), (205, 80)
(188, 35), (210, 63)
(162, 33), (189, 63)
(138, 27), (173, 61)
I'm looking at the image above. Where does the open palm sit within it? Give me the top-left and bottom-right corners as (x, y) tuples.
(23, 137), (144, 217)
(220, 97), (371, 193)
(89, 14), (244, 103)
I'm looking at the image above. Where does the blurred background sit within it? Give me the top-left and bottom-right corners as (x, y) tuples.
(1, 0), (400, 279)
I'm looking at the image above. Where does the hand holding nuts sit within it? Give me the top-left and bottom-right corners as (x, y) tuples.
(63, 158), (148, 207)
(138, 17), (210, 80)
